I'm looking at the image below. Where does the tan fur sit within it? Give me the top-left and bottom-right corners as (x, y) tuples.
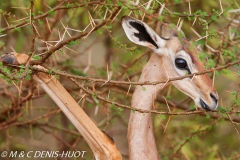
(159, 23), (179, 38)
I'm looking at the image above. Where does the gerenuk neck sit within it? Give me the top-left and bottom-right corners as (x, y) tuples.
(128, 54), (167, 160)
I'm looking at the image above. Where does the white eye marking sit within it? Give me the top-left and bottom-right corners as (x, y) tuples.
(174, 50), (196, 76)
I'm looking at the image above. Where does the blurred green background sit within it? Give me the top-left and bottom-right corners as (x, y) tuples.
(0, 0), (239, 159)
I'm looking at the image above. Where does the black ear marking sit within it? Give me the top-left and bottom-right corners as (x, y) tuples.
(129, 21), (158, 49)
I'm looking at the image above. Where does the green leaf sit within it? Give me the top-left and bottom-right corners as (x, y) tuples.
(215, 71), (220, 76)
(66, 3), (74, 8)
(190, 105), (195, 110)
(33, 55), (41, 60)
(195, 10), (207, 18)
(3, 67), (11, 74)
(160, 114), (166, 120)
(97, 29), (103, 35)
(196, 39), (205, 46)
(166, 96), (172, 100)
(68, 40), (79, 47)
(218, 107), (232, 113)
(174, 0), (182, 4)
(221, 69), (232, 75)
(38, 11), (43, 14)
(118, 107), (123, 112)
(222, 49), (236, 59)
(26, 74), (31, 80)
(38, 19), (43, 25)
(48, 9), (55, 16)
(206, 59), (215, 68)
(211, 14), (218, 21)
(158, 15), (163, 21)
(118, 1), (123, 6)
(105, 25), (112, 29)
(48, 69), (53, 75)
(208, 29), (218, 39)
(231, 91), (236, 96)
(205, 113), (211, 118)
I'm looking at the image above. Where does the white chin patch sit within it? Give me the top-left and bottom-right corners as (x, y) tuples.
(194, 99), (202, 109)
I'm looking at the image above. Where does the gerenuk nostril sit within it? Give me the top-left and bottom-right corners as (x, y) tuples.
(210, 93), (218, 104)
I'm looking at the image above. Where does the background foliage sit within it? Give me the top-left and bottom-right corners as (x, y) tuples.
(0, 0), (239, 159)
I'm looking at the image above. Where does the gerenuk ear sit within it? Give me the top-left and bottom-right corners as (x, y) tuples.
(121, 16), (166, 51)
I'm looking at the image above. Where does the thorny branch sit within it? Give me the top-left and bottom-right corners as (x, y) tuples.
(28, 59), (240, 85)
(30, 6), (121, 65)
(0, 0), (239, 122)
(0, 0), (240, 159)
